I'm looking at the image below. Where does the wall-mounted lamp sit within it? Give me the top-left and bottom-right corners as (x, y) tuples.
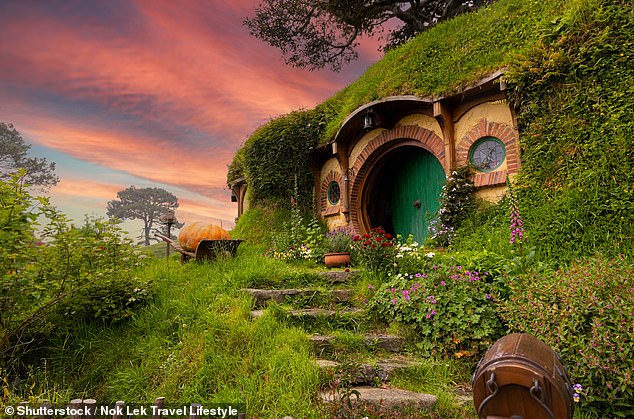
(363, 109), (376, 130)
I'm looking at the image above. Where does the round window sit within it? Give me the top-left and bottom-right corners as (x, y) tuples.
(327, 181), (341, 205)
(470, 137), (506, 171)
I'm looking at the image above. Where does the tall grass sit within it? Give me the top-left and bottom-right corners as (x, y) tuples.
(20, 249), (325, 417)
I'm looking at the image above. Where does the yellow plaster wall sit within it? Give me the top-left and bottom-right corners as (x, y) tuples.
(455, 101), (515, 172)
(320, 157), (342, 183)
(326, 214), (348, 230)
(395, 113), (443, 138)
(349, 128), (386, 167)
(455, 101), (514, 145)
(475, 186), (506, 203)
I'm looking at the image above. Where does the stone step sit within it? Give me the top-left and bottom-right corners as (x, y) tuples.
(316, 269), (360, 284)
(250, 307), (363, 320)
(320, 386), (437, 410)
(315, 356), (422, 385)
(311, 333), (404, 355)
(241, 288), (354, 308)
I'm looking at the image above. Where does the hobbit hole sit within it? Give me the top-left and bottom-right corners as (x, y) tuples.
(231, 73), (521, 241)
(311, 73), (520, 242)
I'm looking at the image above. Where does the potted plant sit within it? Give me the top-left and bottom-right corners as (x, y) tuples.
(324, 227), (353, 268)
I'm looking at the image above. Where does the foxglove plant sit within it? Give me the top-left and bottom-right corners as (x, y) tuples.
(507, 180), (527, 247)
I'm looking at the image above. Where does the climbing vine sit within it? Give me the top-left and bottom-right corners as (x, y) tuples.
(228, 105), (335, 210)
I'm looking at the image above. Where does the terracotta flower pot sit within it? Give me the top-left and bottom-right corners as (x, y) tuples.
(324, 252), (351, 268)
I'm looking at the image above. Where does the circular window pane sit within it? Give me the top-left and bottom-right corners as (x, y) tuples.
(470, 137), (506, 172)
(327, 181), (341, 205)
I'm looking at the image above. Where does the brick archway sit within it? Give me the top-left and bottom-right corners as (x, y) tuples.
(348, 125), (446, 235)
(319, 170), (344, 215)
(456, 119), (520, 187)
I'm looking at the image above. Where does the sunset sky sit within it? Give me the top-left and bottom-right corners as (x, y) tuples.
(0, 0), (380, 239)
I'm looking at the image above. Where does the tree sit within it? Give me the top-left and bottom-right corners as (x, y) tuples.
(106, 186), (179, 246)
(0, 122), (59, 188)
(244, 0), (490, 71)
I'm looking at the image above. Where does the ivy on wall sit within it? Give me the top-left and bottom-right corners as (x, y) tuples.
(228, 106), (335, 210)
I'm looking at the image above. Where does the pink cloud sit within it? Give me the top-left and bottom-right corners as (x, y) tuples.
(1, 0), (381, 229)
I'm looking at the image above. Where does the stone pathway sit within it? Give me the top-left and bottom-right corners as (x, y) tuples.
(241, 269), (464, 415)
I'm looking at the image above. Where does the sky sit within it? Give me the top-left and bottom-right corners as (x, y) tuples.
(0, 0), (381, 239)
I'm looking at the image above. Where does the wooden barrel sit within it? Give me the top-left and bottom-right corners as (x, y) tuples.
(472, 333), (574, 419)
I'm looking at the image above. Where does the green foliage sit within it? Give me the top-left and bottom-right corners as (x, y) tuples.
(321, 0), (572, 140)
(106, 186), (179, 246)
(351, 227), (397, 276)
(268, 200), (316, 262)
(0, 123), (59, 188)
(367, 263), (503, 358)
(499, 256), (634, 417)
(0, 175), (151, 367)
(393, 234), (437, 275)
(502, 0), (634, 261)
(244, 0), (489, 72)
(4, 249), (328, 418)
(236, 107), (333, 209)
(428, 166), (475, 247)
(324, 226), (353, 254)
(231, 205), (288, 245)
(51, 220), (152, 323)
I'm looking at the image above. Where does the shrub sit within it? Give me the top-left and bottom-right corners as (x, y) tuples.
(367, 262), (503, 358)
(499, 256), (634, 417)
(394, 234), (437, 275)
(324, 227), (353, 254)
(1, 175), (152, 366)
(352, 227), (396, 276)
(427, 166), (475, 248)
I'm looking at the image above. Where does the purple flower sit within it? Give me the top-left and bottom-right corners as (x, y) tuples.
(391, 298), (397, 304)
(440, 281), (446, 286)
(486, 294), (492, 300)
(368, 284), (373, 289)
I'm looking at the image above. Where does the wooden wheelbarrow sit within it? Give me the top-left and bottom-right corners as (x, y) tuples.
(156, 234), (243, 263)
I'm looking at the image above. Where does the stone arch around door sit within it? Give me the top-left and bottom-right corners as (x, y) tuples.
(348, 125), (447, 237)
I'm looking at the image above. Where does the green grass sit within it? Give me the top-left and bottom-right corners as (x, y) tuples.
(3, 246), (482, 418)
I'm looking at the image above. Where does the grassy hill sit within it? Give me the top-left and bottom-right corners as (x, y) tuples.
(230, 0), (633, 262)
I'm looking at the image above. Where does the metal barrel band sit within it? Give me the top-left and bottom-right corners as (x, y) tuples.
(477, 372), (499, 419)
(530, 379), (556, 419)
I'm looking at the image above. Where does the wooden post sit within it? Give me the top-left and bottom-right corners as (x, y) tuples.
(152, 397), (165, 419)
(113, 401), (126, 419)
(83, 399), (97, 419)
(69, 399), (83, 419)
(433, 100), (455, 174)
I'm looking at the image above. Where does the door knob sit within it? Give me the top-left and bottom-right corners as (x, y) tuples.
(413, 199), (421, 209)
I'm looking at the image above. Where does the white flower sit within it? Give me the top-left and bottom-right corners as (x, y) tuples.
(426, 252), (435, 258)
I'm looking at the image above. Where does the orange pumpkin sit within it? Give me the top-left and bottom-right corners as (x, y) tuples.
(178, 222), (231, 252)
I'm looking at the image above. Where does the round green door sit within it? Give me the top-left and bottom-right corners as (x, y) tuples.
(391, 150), (445, 243)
